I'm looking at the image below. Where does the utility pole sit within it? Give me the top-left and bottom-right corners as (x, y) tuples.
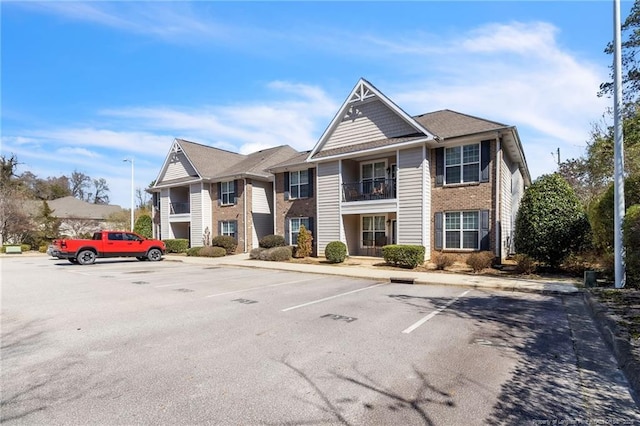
(613, 0), (626, 288)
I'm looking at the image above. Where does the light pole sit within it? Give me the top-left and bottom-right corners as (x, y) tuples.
(123, 158), (134, 231)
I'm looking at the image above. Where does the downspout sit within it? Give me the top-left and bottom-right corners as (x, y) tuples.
(272, 175), (277, 238)
(243, 178), (248, 253)
(495, 136), (502, 260)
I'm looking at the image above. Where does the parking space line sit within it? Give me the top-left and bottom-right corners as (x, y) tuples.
(402, 289), (471, 334)
(205, 277), (320, 298)
(281, 283), (387, 312)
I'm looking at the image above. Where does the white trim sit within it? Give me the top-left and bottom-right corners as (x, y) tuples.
(308, 137), (433, 163)
(339, 159), (345, 244)
(495, 137), (502, 258)
(444, 142), (481, 185)
(395, 149), (400, 243)
(360, 214), (387, 249)
(443, 210), (481, 250)
(220, 180), (235, 206)
(288, 169), (310, 200)
(289, 217), (310, 245)
(422, 144), (427, 251)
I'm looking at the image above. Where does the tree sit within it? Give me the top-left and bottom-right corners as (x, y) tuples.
(136, 187), (151, 211)
(61, 217), (100, 238)
(515, 174), (591, 269)
(295, 224), (313, 258)
(0, 153), (32, 245)
(35, 200), (61, 245)
(70, 170), (91, 201)
(133, 214), (153, 238)
(0, 153), (19, 185)
(89, 178), (110, 204)
(623, 204), (640, 288)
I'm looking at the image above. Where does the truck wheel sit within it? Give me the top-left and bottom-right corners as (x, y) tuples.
(146, 248), (163, 261)
(77, 250), (96, 265)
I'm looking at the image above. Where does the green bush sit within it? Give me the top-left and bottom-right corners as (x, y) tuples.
(198, 246), (226, 257)
(325, 241), (347, 264)
(39, 245), (48, 253)
(163, 239), (189, 253)
(466, 251), (494, 273)
(515, 174), (591, 268)
(295, 225), (313, 258)
(133, 215), (153, 238)
(186, 247), (202, 256)
(211, 236), (238, 255)
(259, 234), (285, 249)
(433, 253), (455, 270)
(624, 204), (640, 288)
(1, 244), (31, 253)
(382, 245), (425, 269)
(514, 254), (536, 275)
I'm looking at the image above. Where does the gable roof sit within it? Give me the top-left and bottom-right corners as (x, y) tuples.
(214, 145), (299, 180)
(307, 78), (437, 160)
(25, 196), (123, 220)
(413, 109), (508, 139)
(268, 150), (313, 172)
(176, 139), (246, 179)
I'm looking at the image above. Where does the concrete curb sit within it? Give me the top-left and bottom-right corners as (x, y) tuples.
(583, 290), (640, 402)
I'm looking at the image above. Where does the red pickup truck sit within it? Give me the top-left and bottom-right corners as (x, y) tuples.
(54, 231), (166, 265)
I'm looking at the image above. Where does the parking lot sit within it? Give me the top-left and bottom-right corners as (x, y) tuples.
(2, 256), (639, 425)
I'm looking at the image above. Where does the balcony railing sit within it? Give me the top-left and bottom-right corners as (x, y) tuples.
(169, 202), (190, 214)
(342, 179), (396, 202)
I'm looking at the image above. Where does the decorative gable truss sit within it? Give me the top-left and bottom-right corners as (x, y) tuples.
(154, 140), (201, 186)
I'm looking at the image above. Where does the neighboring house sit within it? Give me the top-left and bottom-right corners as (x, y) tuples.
(149, 78), (531, 262)
(25, 196), (123, 237)
(149, 140), (298, 252)
(305, 78), (531, 261)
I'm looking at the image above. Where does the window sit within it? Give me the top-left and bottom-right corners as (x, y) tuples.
(445, 144), (480, 184)
(289, 170), (309, 199)
(220, 181), (234, 205)
(290, 217), (310, 245)
(220, 221), (236, 239)
(124, 233), (142, 241)
(445, 211), (479, 249)
(362, 215), (386, 247)
(361, 161), (386, 194)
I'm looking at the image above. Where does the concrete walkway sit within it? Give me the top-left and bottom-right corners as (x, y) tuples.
(166, 253), (581, 295)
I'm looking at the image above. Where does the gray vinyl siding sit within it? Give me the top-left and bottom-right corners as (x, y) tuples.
(501, 153), (513, 258)
(160, 189), (170, 239)
(316, 161), (341, 256)
(190, 183), (203, 247)
(251, 180), (272, 214)
(162, 152), (198, 182)
(202, 183), (212, 245)
(423, 148), (431, 256)
(397, 147), (425, 247)
(511, 161), (524, 244)
(323, 99), (416, 152)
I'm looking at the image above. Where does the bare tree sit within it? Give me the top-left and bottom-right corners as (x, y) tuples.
(60, 217), (100, 238)
(70, 170), (91, 201)
(90, 178), (110, 204)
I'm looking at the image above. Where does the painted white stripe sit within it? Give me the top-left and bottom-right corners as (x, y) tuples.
(281, 283), (387, 312)
(402, 289), (471, 334)
(205, 277), (319, 298)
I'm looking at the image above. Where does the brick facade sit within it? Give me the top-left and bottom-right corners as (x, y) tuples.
(429, 140), (497, 261)
(211, 179), (246, 254)
(274, 171), (316, 250)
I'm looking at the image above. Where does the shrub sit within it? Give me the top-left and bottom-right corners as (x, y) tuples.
(39, 245), (48, 253)
(433, 253), (455, 270)
(325, 241), (347, 263)
(624, 204), (640, 288)
(466, 251), (494, 273)
(211, 235), (238, 255)
(514, 254), (536, 275)
(186, 247), (202, 256)
(295, 225), (313, 258)
(133, 215), (153, 238)
(382, 245), (425, 269)
(1, 244), (32, 253)
(259, 234), (285, 249)
(515, 174), (591, 268)
(250, 247), (265, 259)
(260, 246), (292, 261)
(163, 239), (189, 253)
(198, 246), (226, 257)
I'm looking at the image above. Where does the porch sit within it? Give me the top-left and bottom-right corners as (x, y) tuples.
(342, 212), (396, 257)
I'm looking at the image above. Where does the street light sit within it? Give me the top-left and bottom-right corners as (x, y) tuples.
(123, 158), (134, 231)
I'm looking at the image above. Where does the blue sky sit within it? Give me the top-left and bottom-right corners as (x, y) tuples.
(1, 1), (631, 208)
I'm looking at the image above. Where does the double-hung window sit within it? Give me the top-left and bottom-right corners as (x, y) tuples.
(290, 217), (310, 245)
(220, 181), (234, 205)
(445, 144), (480, 184)
(289, 170), (309, 199)
(362, 215), (386, 247)
(361, 161), (386, 195)
(220, 221), (236, 239)
(445, 211), (479, 249)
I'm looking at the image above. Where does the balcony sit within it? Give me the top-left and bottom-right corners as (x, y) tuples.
(169, 202), (190, 220)
(342, 179), (396, 202)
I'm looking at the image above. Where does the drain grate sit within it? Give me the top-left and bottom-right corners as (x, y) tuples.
(232, 298), (258, 304)
(132, 281), (149, 285)
(174, 288), (194, 293)
(321, 314), (357, 323)
(390, 277), (415, 284)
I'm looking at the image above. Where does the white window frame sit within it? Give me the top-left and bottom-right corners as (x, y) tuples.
(445, 143), (480, 184)
(221, 181), (234, 205)
(361, 160), (387, 194)
(289, 170), (309, 200)
(444, 211), (479, 250)
(289, 217), (310, 245)
(220, 221), (236, 239)
(361, 214), (387, 248)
